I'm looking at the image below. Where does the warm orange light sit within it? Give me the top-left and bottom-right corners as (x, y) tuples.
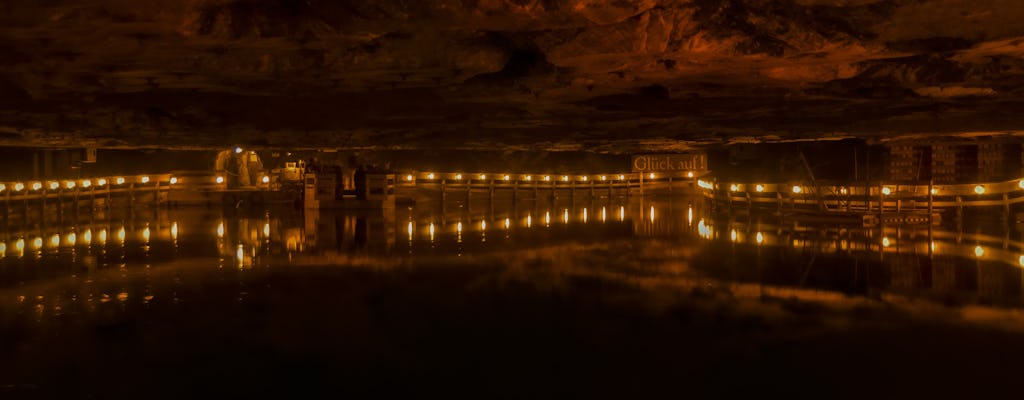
(169, 177), (178, 184)
(215, 176), (225, 184)
(48, 181), (59, 190)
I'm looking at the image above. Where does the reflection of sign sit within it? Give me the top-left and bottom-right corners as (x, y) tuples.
(631, 153), (706, 172)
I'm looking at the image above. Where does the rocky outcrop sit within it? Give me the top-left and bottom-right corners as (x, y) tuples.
(2, 0), (1024, 150)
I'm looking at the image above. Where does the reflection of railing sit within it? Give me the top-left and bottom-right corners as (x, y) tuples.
(696, 177), (1024, 213)
(698, 218), (1024, 270)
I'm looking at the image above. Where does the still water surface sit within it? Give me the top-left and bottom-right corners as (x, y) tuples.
(2, 197), (1024, 397)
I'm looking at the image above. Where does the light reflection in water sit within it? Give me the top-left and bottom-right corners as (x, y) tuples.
(5, 198), (1024, 313)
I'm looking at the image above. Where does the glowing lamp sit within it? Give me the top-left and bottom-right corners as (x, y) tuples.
(648, 173), (655, 179)
(234, 147), (243, 154)
(618, 175), (625, 180)
(882, 237), (891, 247)
(81, 180), (91, 188)
(455, 174), (462, 180)
(544, 176), (550, 182)
(792, 185), (802, 194)
(48, 181), (59, 190)
(755, 184), (764, 192)
(600, 176), (607, 181)
(261, 175), (270, 184)
(561, 175), (568, 182)
(479, 174), (486, 180)
(31, 182), (42, 191)
(169, 177), (178, 185)
(729, 184), (740, 192)
(581, 176), (588, 182)
(97, 178), (107, 186)
(15, 183), (24, 191)
(427, 173), (435, 180)
(503, 175), (510, 181)
(64, 181), (75, 189)
(140, 176), (150, 184)
(687, 171), (694, 178)
(975, 246), (984, 257)
(0, 183), (4, 192)
(1019, 180), (1024, 189)
(215, 176), (225, 184)
(405, 174), (413, 181)
(930, 188), (938, 195)
(974, 185), (985, 195)
(525, 175), (532, 181)
(115, 177), (125, 185)
(881, 187), (892, 195)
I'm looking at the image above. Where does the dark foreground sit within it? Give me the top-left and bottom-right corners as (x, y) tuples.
(2, 200), (1024, 398)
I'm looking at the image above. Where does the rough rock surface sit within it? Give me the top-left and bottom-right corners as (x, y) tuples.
(2, 0), (1024, 152)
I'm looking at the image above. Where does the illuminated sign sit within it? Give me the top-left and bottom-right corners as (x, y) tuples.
(631, 153), (706, 172)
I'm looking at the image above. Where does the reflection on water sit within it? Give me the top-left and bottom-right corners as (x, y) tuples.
(5, 197), (1024, 396)
(2, 196), (1024, 311)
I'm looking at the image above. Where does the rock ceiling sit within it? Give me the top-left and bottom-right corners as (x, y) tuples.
(2, 0), (1024, 152)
